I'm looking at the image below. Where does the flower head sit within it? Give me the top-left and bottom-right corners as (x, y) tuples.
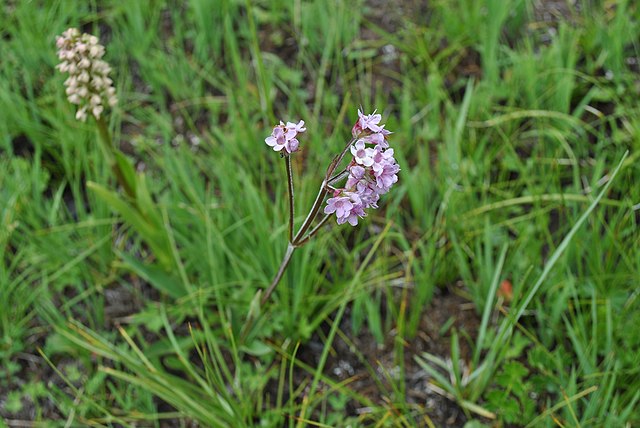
(326, 109), (399, 226)
(350, 140), (375, 167)
(265, 120), (305, 154)
(324, 193), (366, 226)
(352, 109), (382, 137)
(56, 28), (117, 122)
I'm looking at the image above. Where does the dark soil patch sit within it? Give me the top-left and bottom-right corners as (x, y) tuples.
(296, 285), (481, 427)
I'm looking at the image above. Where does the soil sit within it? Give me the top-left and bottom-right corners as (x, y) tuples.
(295, 284), (481, 427)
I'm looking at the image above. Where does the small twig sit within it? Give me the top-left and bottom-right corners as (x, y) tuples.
(327, 138), (356, 182)
(292, 182), (328, 244)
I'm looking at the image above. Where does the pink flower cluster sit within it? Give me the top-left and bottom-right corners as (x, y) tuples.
(325, 110), (399, 226)
(55, 28), (117, 122)
(265, 120), (306, 154)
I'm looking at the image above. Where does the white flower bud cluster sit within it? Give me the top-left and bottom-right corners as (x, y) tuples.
(55, 28), (117, 122)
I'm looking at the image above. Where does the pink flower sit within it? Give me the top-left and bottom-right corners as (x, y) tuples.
(265, 120), (305, 154)
(346, 165), (365, 188)
(355, 181), (379, 209)
(340, 201), (366, 226)
(352, 109), (383, 137)
(350, 140), (375, 166)
(325, 108), (399, 226)
(324, 196), (354, 219)
(371, 145), (395, 167)
(324, 193), (368, 226)
(373, 159), (399, 193)
(286, 120), (306, 133)
(362, 126), (392, 149)
(265, 126), (287, 151)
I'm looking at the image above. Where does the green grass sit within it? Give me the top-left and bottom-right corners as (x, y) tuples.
(1, 0), (639, 426)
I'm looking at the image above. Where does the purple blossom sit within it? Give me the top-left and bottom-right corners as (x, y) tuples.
(362, 132), (387, 148)
(286, 120), (306, 133)
(340, 201), (366, 226)
(265, 120), (305, 154)
(355, 181), (380, 209)
(350, 140), (375, 166)
(373, 160), (399, 193)
(265, 126), (286, 151)
(325, 109), (399, 226)
(358, 109), (382, 132)
(286, 138), (299, 153)
(352, 109), (383, 137)
(324, 196), (354, 219)
(371, 145), (393, 164)
(346, 165), (365, 188)
(324, 193), (367, 226)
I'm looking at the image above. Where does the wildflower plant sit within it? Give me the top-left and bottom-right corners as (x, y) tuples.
(55, 28), (179, 283)
(56, 28), (117, 122)
(261, 110), (399, 304)
(54, 28), (136, 196)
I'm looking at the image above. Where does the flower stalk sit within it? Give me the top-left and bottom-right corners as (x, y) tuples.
(260, 111), (399, 305)
(261, 242), (295, 305)
(285, 155), (295, 243)
(56, 28), (134, 201)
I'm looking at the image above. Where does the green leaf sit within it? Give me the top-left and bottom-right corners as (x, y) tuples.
(88, 181), (173, 269)
(119, 252), (187, 298)
(504, 332), (530, 360)
(487, 389), (520, 423)
(239, 339), (273, 357)
(464, 421), (491, 428)
(5, 391), (23, 414)
(114, 150), (137, 196)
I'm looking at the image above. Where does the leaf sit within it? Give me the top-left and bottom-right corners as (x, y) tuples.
(88, 182), (159, 245)
(496, 361), (529, 396)
(88, 181), (173, 269)
(464, 421), (491, 428)
(114, 150), (137, 196)
(504, 332), (530, 360)
(239, 339), (272, 357)
(119, 251), (187, 298)
(486, 389), (520, 423)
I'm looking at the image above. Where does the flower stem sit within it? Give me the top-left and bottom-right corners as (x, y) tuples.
(285, 155), (295, 243)
(261, 243), (296, 305)
(328, 169), (348, 184)
(294, 214), (331, 247)
(263, 137), (356, 305)
(292, 181), (328, 245)
(291, 138), (356, 245)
